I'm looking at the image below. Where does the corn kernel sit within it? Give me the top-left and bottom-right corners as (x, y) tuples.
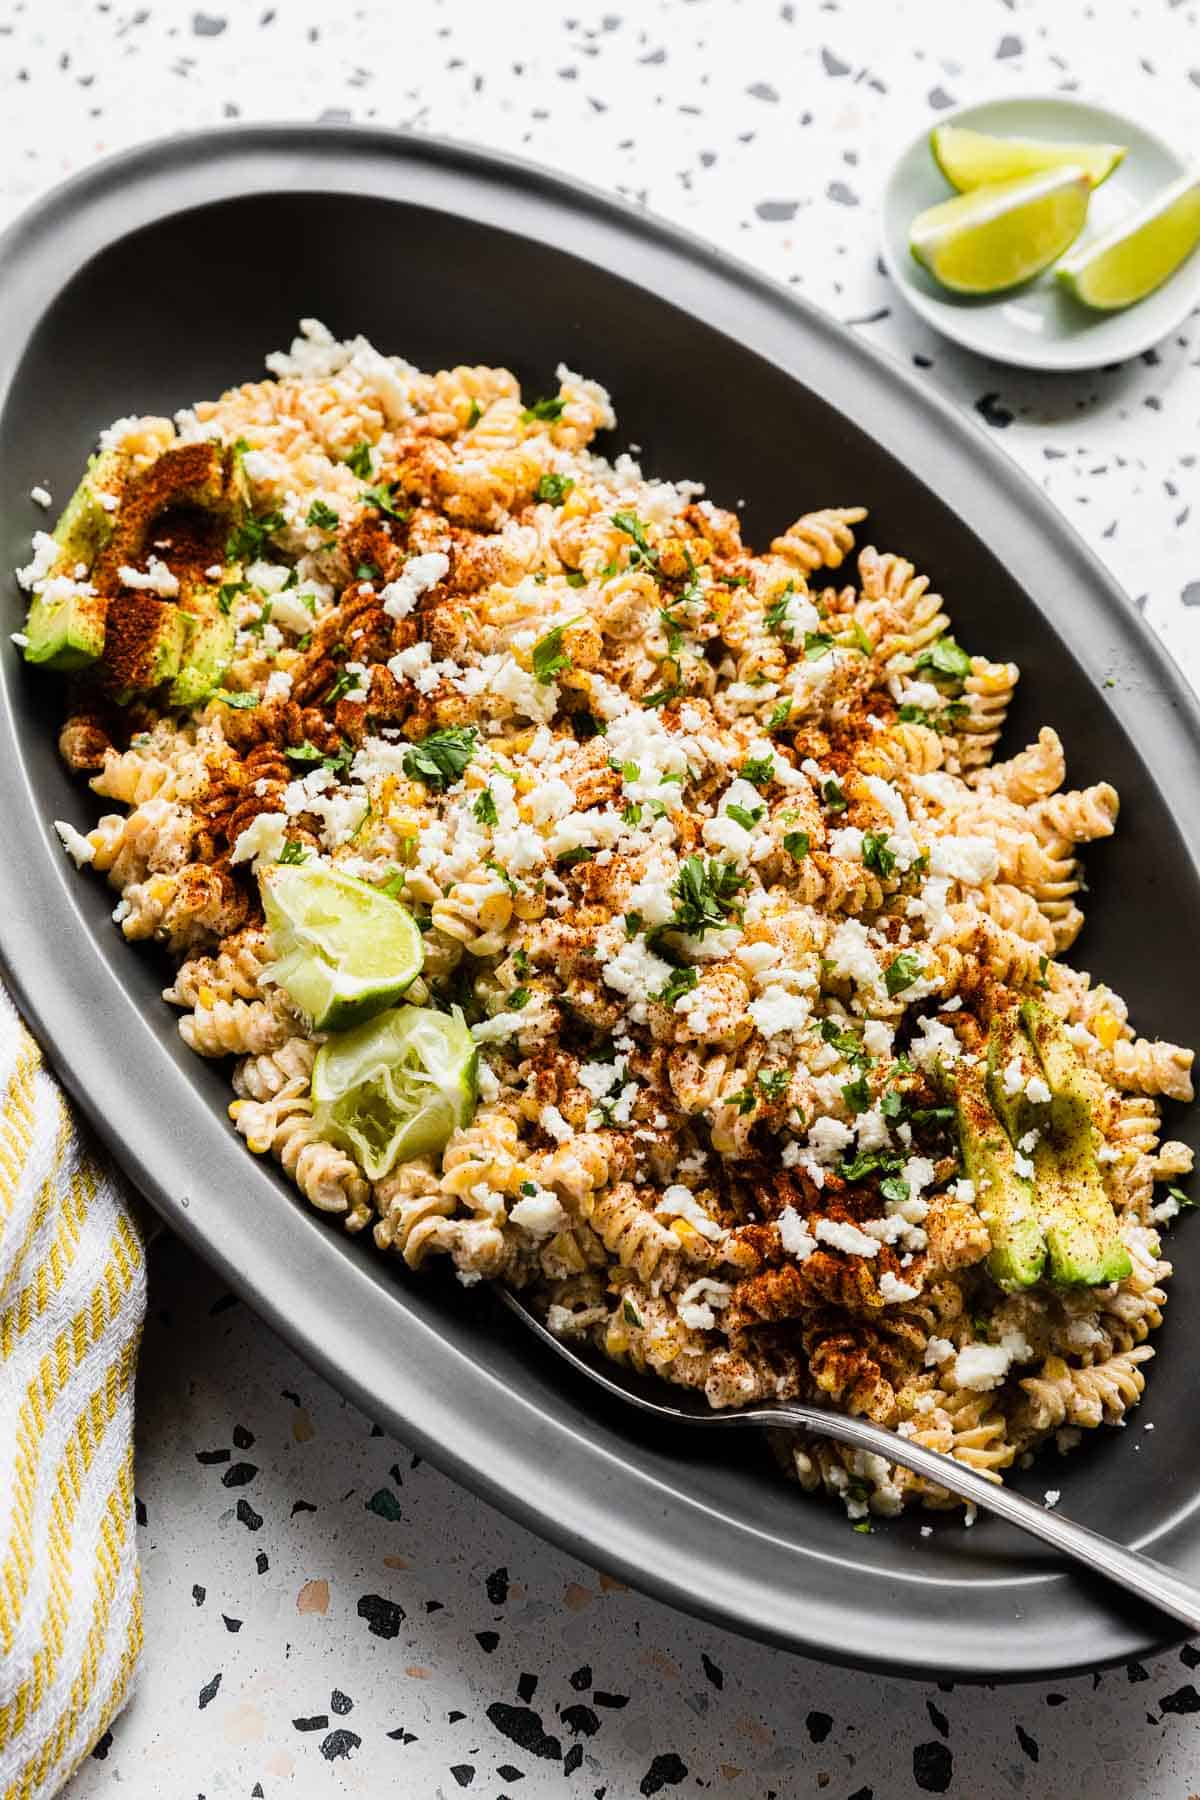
(1095, 1009), (1122, 1050)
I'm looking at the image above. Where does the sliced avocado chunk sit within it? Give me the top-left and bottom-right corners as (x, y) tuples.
(102, 594), (190, 699)
(985, 1003), (1045, 1145)
(23, 585), (109, 671)
(93, 441), (234, 585)
(956, 1060), (1045, 1290)
(48, 448), (128, 574)
(169, 599), (236, 706)
(1020, 999), (1131, 1286)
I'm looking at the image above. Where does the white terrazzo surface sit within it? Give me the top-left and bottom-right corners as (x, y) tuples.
(2, 0), (1199, 1794)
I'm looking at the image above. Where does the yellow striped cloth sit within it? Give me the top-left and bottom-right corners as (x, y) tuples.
(0, 988), (145, 1798)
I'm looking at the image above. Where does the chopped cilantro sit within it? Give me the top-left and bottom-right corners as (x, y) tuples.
(305, 498), (339, 530)
(916, 636), (972, 683)
(276, 840), (308, 865)
(355, 560), (379, 583)
(1168, 1185), (1196, 1209)
(852, 1520), (873, 1534)
(284, 739), (353, 775)
(217, 579), (249, 614)
(210, 688), (257, 709)
(611, 510), (659, 568)
(768, 698), (794, 730)
(765, 584), (796, 639)
(880, 1088), (905, 1122)
(842, 1074), (871, 1114)
(880, 1175), (910, 1204)
(343, 441), (374, 478)
(521, 394), (567, 424)
(622, 1296), (644, 1328)
(485, 860), (517, 895)
(565, 570), (587, 589)
(532, 618), (580, 685)
(379, 869), (407, 899)
(473, 788), (499, 826)
(839, 1148), (905, 1183)
(535, 472), (575, 504)
(642, 683), (683, 709)
(323, 667), (361, 705)
(908, 1106), (955, 1129)
(658, 607), (684, 659)
(783, 830), (811, 863)
(803, 631), (835, 661)
(821, 777), (848, 813)
(624, 912), (643, 938)
(465, 399), (482, 429)
(657, 965), (699, 1008)
(670, 855), (748, 935)
(726, 802), (764, 832)
(884, 952), (922, 998)
(225, 509), (285, 563)
(359, 481), (409, 523)
(861, 832), (896, 877)
(757, 1069), (791, 1101)
(557, 847), (595, 868)
(740, 754), (776, 788)
(402, 726), (477, 791)
(731, 1087), (758, 1116)
(507, 986), (531, 1011)
(622, 802), (643, 826)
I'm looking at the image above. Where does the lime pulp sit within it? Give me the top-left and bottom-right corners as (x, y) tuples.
(1056, 172), (1200, 311)
(312, 1004), (478, 1180)
(909, 166), (1092, 295)
(259, 861), (424, 1031)
(931, 124), (1125, 194)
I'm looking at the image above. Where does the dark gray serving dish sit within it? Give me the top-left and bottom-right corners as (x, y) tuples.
(1, 126), (1197, 1680)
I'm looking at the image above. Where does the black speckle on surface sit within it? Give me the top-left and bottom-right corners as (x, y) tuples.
(1160, 1684), (1200, 1714)
(561, 1703), (600, 1737)
(827, 180), (859, 206)
(1180, 1644), (1200, 1668)
(450, 1765), (475, 1788)
(291, 1500), (317, 1516)
(754, 200), (798, 221)
(357, 1593), (405, 1639)
(476, 1631), (500, 1653)
(134, 1498), (148, 1527)
(1127, 1661), (1150, 1682)
(569, 1664), (592, 1691)
(485, 1703), (562, 1761)
(198, 1672), (222, 1710)
(1181, 581), (1200, 607)
(487, 1566), (510, 1605)
(516, 1671), (537, 1703)
(593, 1692), (629, 1709)
(913, 1741), (953, 1792)
(564, 1743), (584, 1775)
(320, 1728), (361, 1761)
(232, 1423), (254, 1449)
(255, 1551), (269, 1574)
(928, 85), (956, 109)
(221, 1461), (258, 1488)
(192, 1584), (206, 1606)
(222, 1615), (242, 1633)
(806, 1711), (833, 1743)
(366, 1487), (403, 1521)
(196, 1446), (231, 1464)
(996, 32), (1023, 55)
(913, 353), (933, 369)
(331, 1689), (353, 1715)
(926, 1699), (949, 1738)
(387, 1725), (419, 1744)
(236, 1498), (263, 1531)
(639, 1752), (688, 1795)
(746, 80), (779, 101)
(821, 46), (850, 75)
(293, 1715), (329, 1732)
(847, 1790), (874, 1800)
(976, 392), (1014, 428)
(91, 1731), (112, 1761)
(1046, 1693), (1068, 1707)
(1016, 1724), (1039, 1761)
(700, 1653), (723, 1690)
(192, 10), (227, 33)
(209, 1291), (238, 1315)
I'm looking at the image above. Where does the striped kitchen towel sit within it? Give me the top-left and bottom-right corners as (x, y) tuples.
(0, 986), (145, 1798)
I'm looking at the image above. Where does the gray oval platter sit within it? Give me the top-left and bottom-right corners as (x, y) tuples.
(1, 125), (1198, 1680)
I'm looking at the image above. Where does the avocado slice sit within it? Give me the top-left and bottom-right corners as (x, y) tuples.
(1020, 1000), (1131, 1286)
(20, 449), (128, 670)
(985, 1003), (1045, 1146)
(92, 441), (239, 586)
(169, 598), (236, 706)
(956, 1059), (1045, 1289)
(102, 594), (190, 700)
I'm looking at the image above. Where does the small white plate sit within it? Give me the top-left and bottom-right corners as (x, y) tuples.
(881, 94), (1199, 371)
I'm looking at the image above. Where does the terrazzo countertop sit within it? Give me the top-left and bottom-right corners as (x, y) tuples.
(1, 0), (1198, 1793)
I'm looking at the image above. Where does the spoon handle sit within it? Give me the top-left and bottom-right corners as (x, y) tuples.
(767, 1403), (1200, 1633)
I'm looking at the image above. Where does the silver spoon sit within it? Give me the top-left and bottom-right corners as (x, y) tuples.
(498, 1285), (1200, 1633)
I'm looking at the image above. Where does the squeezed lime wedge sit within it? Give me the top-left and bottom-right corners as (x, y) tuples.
(259, 862), (424, 1031)
(312, 1004), (478, 1179)
(1056, 172), (1200, 310)
(910, 166), (1092, 295)
(932, 124), (1125, 193)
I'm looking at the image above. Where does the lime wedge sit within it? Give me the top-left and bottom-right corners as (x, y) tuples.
(1056, 172), (1200, 310)
(932, 124), (1125, 193)
(910, 167), (1092, 295)
(259, 862), (424, 1031)
(312, 1004), (478, 1179)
